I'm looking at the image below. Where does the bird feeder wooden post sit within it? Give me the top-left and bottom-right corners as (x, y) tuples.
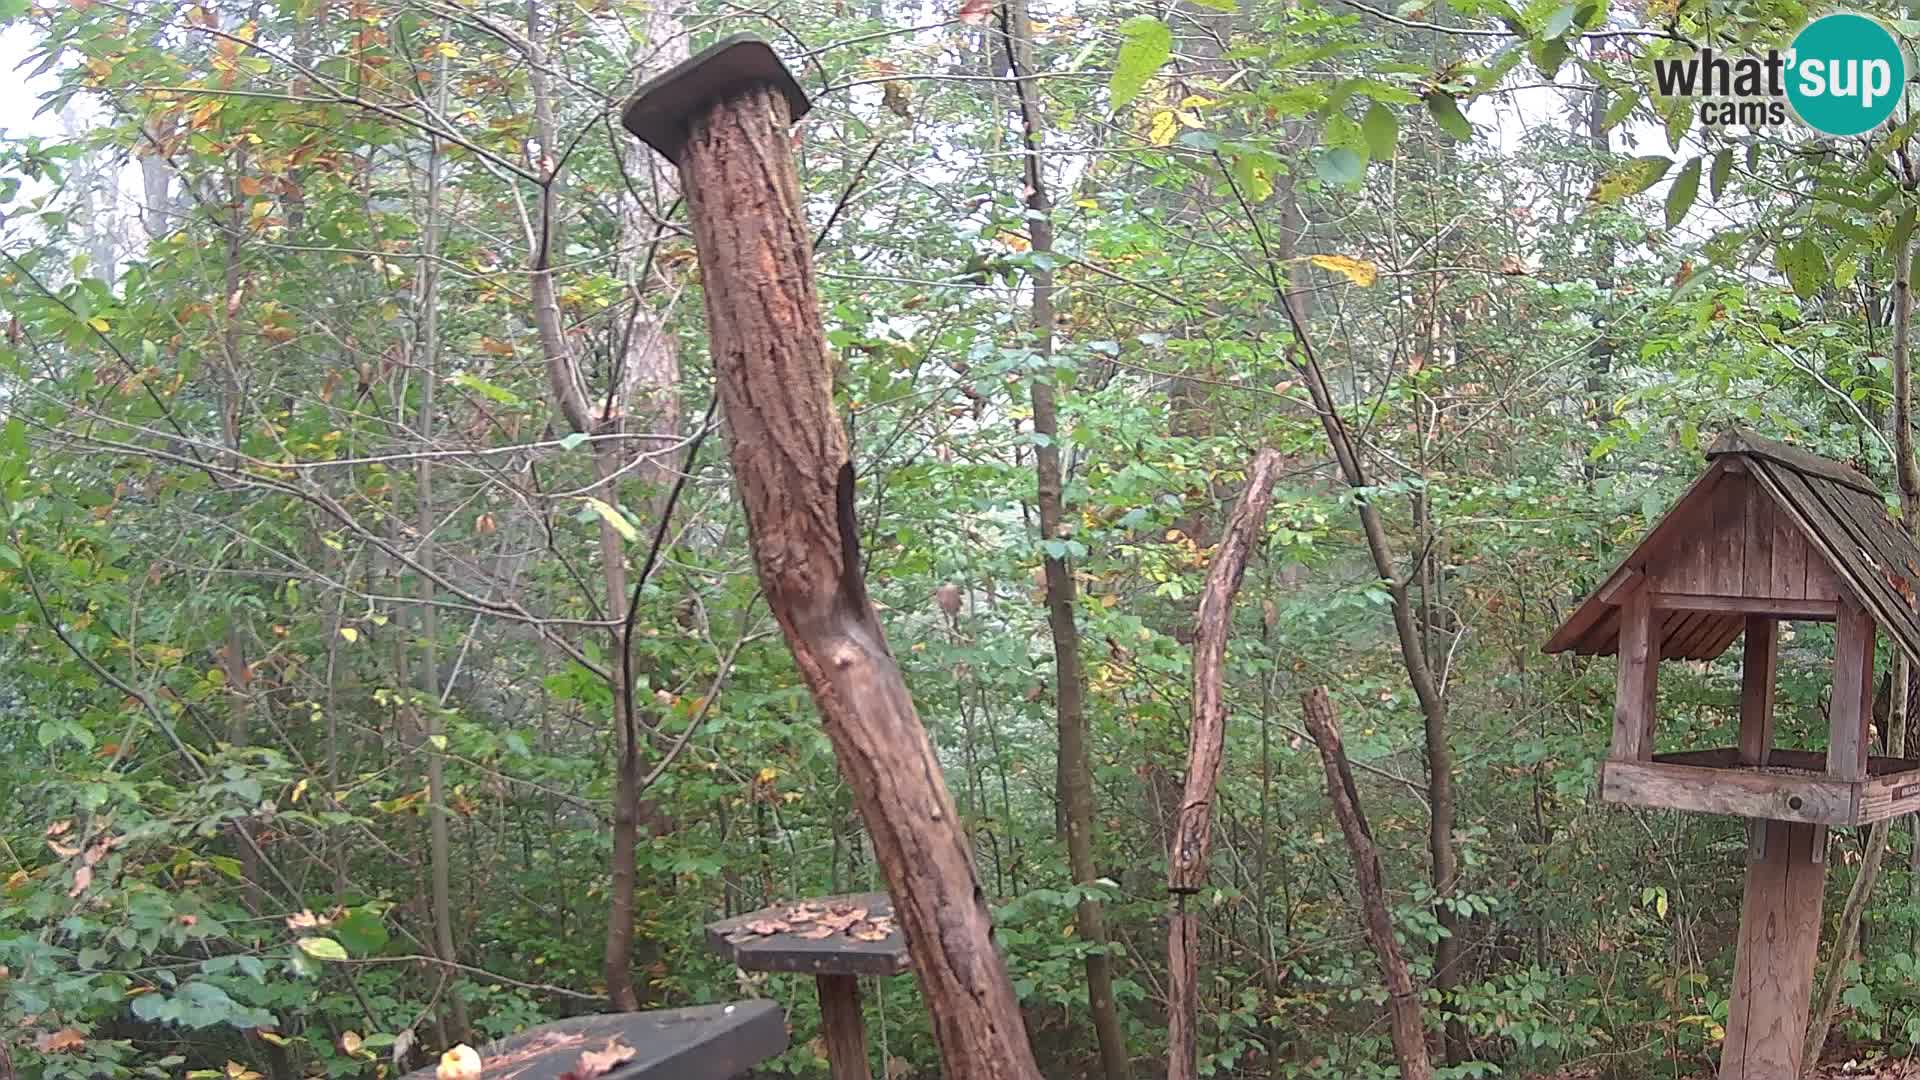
(622, 36), (1043, 1080)
(1546, 430), (1920, 1079)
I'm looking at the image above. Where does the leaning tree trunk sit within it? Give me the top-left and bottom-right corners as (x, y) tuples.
(1167, 449), (1282, 1080)
(660, 70), (1042, 1080)
(1302, 687), (1432, 1080)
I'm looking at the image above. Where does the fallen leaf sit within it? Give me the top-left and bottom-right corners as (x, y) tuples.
(285, 909), (328, 930)
(340, 1031), (363, 1055)
(69, 864), (92, 898)
(573, 1038), (637, 1078)
(745, 919), (788, 935)
(45, 820), (72, 838)
(795, 924), (835, 939)
(957, 0), (992, 23)
(34, 1028), (85, 1053)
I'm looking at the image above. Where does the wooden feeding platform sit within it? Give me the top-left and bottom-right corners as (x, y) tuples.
(1545, 430), (1920, 1080)
(706, 893), (909, 1080)
(1605, 747), (1920, 827)
(399, 1001), (786, 1080)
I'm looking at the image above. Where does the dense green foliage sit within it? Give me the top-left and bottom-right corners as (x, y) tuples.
(7, 0), (1920, 1077)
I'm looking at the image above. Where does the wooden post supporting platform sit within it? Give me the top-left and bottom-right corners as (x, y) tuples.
(817, 974), (872, 1080)
(1720, 819), (1828, 1080)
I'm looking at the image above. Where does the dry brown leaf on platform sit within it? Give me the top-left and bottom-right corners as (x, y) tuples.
(561, 1038), (637, 1080)
(743, 918), (787, 935)
(794, 923), (836, 939)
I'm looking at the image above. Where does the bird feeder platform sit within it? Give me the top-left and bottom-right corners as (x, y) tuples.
(399, 1001), (786, 1080)
(706, 893), (910, 1080)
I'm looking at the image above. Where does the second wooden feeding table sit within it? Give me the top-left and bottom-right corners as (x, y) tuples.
(706, 893), (911, 1080)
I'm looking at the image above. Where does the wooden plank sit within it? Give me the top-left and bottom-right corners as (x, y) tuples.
(1855, 764), (1920, 823)
(1545, 461), (1732, 655)
(1741, 617), (1778, 766)
(1654, 746), (1919, 777)
(817, 974), (873, 1080)
(1611, 588), (1659, 761)
(1770, 484), (1809, 600)
(1743, 483), (1775, 598)
(1659, 610), (1702, 659)
(1719, 820), (1828, 1080)
(1830, 596), (1877, 783)
(1678, 613), (1737, 659)
(1709, 430), (1879, 495)
(1600, 759), (1856, 824)
(399, 1002), (788, 1080)
(1648, 593), (1838, 620)
(1708, 472), (1748, 595)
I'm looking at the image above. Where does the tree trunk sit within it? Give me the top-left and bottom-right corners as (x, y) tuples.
(998, 3), (1129, 1076)
(413, 53), (470, 1043)
(1804, 221), (1918, 1075)
(670, 78), (1042, 1080)
(1302, 687), (1432, 1080)
(1167, 449), (1283, 1080)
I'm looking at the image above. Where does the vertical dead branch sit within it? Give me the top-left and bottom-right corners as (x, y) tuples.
(1302, 686), (1433, 1080)
(1167, 448), (1282, 1080)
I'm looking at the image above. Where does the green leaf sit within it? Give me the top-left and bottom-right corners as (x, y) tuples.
(1362, 102), (1399, 159)
(1424, 91), (1472, 141)
(446, 371), (521, 406)
(1186, 0), (1237, 10)
(1890, 207), (1915, 261)
(1783, 236), (1828, 299)
(1710, 148), (1733, 199)
(1317, 147), (1366, 188)
(558, 432), (590, 451)
(1601, 90), (1639, 130)
(582, 497), (639, 543)
(296, 936), (349, 961)
(1540, 2), (1577, 36)
(1665, 157), (1701, 227)
(1109, 17), (1172, 110)
(0, 0), (27, 21)
(1589, 155), (1670, 204)
(335, 909), (390, 956)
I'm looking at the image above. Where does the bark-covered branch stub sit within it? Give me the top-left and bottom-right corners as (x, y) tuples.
(621, 34), (812, 165)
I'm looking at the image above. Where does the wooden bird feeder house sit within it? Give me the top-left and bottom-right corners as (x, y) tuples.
(1545, 429), (1920, 1078)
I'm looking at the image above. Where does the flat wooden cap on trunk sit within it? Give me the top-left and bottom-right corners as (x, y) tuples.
(620, 34), (812, 164)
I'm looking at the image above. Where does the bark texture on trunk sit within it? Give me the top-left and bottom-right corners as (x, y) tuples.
(1302, 687), (1432, 1080)
(1167, 448), (1282, 1080)
(675, 82), (1041, 1080)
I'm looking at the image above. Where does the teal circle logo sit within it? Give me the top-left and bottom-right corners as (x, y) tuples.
(1785, 13), (1908, 136)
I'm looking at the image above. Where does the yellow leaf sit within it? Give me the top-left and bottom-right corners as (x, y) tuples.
(1179, 94), (1215, 109)
(340, 1031), (363, 1055)
(86, 317), (110, 332)
(996, 230), (1031, 252)
(1148, 110), (1179, 146)
(1309, 254), (1378, 287)
(291, 778), (308, 803)
(1074, 198), (1098, 210)
(757, 766), (780, 783)
(583, 497), (638, 543)
(338, 627), (358, 643)
(435, 41), (460, 58)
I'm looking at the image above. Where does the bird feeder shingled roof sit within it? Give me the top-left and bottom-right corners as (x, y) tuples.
(1544, 429), (1920, 665)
